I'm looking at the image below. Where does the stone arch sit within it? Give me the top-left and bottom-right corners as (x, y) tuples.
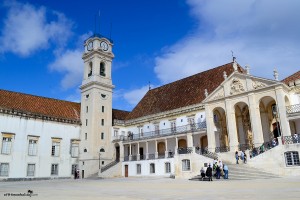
(234, 101), (252, 149)
(114, 143), (120, 161)
(213, 107), (228, 151)
(200, 135), (208, 149)
(100, 62), (106, 76)
(178, 139), (187, 148)
(88, 62), (93, 77)
(157, 142), (165, 155)
(259, 96), (277, 142)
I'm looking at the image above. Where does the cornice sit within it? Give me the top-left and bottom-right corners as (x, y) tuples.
(0, 107), (81, 125)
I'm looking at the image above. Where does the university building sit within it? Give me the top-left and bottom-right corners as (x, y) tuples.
(0, 34), (300, 180)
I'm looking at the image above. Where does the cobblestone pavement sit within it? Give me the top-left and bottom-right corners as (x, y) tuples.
(1, 176), (300, 200)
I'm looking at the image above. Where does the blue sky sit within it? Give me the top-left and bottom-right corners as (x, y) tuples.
(0, 0), (299, 112)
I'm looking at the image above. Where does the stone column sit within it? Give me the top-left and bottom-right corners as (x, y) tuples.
(175, 137), (178, 155)
(225, 100), (239, 150)
(155, 140), (158, 159)
(205, 104), (216, 152)
(120, 142), (124, 161)
(275, 86), (292, 136)
(146, 141), (149, 160)
(129, 143), (132, 161)
(236, 115), (245, 145)
(187, 133), (193, 147)
(248, 93), (264, 147)
(165, 138), (169, 158)
(137, 142), (140, 161)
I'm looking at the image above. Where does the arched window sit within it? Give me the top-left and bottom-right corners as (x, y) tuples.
(88, 62), (93, 77)
(84, 148), (88, 153)
(100, 148), (105, 153)
(100, 62), (106, 76)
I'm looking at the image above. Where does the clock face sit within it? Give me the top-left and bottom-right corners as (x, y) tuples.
(87, 41), (93, 51)
(100, 41), (109, 51)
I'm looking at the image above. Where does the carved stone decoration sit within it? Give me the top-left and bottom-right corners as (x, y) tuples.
(230, 78), (245, 95)
(252, 80), (266, 89)
(213, 90), (225, 100)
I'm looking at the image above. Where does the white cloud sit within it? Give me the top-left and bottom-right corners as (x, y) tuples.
(0, 1), (73, 57)
(154, 0), (300, 84)
(49, 49), (83, 90)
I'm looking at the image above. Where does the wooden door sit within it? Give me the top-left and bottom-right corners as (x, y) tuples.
(125, 165), (128, 177)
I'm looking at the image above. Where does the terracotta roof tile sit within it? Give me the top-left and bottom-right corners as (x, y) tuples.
(112, 109), (130, 120)
(281, 70), (300, 85)
(0, 89), (80, 121)
(126, 62), (244, 120)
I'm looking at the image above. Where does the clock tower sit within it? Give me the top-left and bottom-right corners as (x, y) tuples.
(79, 34), (115, 178)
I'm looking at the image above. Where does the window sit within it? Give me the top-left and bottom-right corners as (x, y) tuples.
(150, 163), (155, 174)
(137, 164), (141, 174)
(88, 62), (93, 77)
(154, 124), (159, 135)
(0, 163), (9, 176)
(71, 164), (78, 175)
(85, 94), (89, 99)
(28, 139), (38, 156)
(100, 62), (106, 76)
(114, 130), (118, 137)
(27, 164), (35, 176)
(2, 137), (12, 154)
(84, 148), (87, 153)
(71, 141), (79, 157)
(101, 132), (104, 140)
(86, 106), (88, 113)
(139, 127), (143, 136)
(86, 119), (88, 126)
(182, 159), (190, 171)
(85, 133), (87, 140)
(285, 151), (300, 166)
(188, 117), (195, 129)
(51, 164), (58, 175)
(171, 121), (176, 133)
(101, 119), (104, 126)
(51, 140), (60, 157)
(165, 162), (171, 173)
(102, 106), (104, 113)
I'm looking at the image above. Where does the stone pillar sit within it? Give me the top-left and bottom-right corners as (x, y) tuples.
(120, 142), (124, 161)
(165, 138), (168, 158)
(248, 93), (264, 147)
(146, 141), (149, 160)
(225, 100), (239, 150)
(129, 143), (132, 161)
(275, 86), (292, 136)
(175, 137), (178, 155)
(137, 142), (140, 161)
(205, 104), (216, 152)
(187, 133), (193, 147)
(155, 140), (158, 159)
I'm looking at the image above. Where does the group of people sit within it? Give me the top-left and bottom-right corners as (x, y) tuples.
(235, 150), (247, 164)
(200, 159), (229, 181)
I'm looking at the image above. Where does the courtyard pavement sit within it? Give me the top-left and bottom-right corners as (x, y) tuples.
(1, 176), (300, 200)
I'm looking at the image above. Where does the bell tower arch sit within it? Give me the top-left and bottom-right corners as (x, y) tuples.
(79, 34), (115, 177)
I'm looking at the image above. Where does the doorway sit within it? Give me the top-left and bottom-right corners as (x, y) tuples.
(125, 165), (128, 177)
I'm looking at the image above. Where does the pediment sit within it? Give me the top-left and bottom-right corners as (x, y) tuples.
(204, 72), (280, 103)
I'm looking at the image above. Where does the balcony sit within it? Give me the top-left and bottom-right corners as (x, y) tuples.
(286, 104), (300, 114)
(113, 122), (206, 142)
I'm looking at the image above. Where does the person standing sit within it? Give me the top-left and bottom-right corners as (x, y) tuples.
(74, 168), (77, 179)
(240, 151), (245, 162)
(200, 167), (206, 181)
(206, 164), (213, 181)
(223, 164), (229, 179)
(216, 165), (221, 179)
(244, 152), (247, 164)
(235, 151), (239, 164)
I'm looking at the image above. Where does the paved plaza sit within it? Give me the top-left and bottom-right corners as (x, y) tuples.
(1, 176), (300, 200)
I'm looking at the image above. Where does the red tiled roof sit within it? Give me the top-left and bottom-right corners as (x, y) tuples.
(281, 70), (300, 85)
(0, 89), (80, 121)
(126, 62), (244, 120)
(112, 109), (130, 120)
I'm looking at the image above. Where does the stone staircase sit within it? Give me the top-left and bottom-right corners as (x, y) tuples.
(190, 163), (281, 181)
(98, 162), (122, 178)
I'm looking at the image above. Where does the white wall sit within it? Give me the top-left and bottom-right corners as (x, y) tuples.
(0, 114), (80, 180)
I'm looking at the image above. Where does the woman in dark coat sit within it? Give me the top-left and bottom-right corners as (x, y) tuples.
(206, 165), (213, 181)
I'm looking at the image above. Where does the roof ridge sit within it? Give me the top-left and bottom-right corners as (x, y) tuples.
(0, 89), (80, 105)
(150, 62), (234, 91)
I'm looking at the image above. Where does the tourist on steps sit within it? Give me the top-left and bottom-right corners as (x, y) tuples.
(223, 164), (229, 179)
(206, 164), (213, 181)
(235, 151), (239, 164)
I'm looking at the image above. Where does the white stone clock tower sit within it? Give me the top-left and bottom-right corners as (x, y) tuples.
(79, 34), (115, 178)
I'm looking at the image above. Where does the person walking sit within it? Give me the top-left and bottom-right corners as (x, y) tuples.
(244, 152), (247, 164)
(223, 164), (229, 179)
(240, 151), (245, 162)
(206, 164), (213, 181)
(200, 167), (206, 181)
(216, 165), (221, 179)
